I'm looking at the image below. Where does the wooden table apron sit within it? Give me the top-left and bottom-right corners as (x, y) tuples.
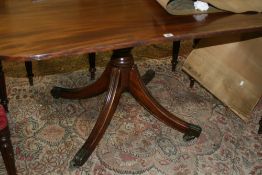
(1, 0), (262, 168)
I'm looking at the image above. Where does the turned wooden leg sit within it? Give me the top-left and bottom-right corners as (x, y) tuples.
(88, 53), (96, 81)
(189, 76), (195, 88)
(24, 61), (34, 86)
(0, 60), (8, 112)
(0, 127), (17, 175)
(129, 66), (201, 141)
(188, 39), (201, 89)
(259, 117), (262, 134)
(70, 68), (123, 167)
(171, 41), (181, 71)
(51, 65), (111, 99)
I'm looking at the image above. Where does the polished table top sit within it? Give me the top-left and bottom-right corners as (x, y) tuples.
(0, 0), (262, 61)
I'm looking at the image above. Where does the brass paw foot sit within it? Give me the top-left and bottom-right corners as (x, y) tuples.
(183, 123), (202, 141)
(70, 148), (90, 168)
(50, 86), (62, 99)
(141, 69), (155, 85)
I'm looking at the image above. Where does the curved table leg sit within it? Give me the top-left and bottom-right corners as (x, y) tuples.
(70, 68), (123, 167)
(129, 65), (201, 141)
(51, 65), (111, 99)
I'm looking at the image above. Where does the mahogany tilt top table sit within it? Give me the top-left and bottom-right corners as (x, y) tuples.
(1, 0), (262, 168)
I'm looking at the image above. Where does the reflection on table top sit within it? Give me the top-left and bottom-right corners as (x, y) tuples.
(0, 0), (262, 61)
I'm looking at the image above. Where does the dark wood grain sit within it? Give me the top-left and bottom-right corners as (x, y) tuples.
(0, 126), (17, 175)
(259, 117), (262, 134)
(0, 0), (262, 61)
(0, 60), (8, 111)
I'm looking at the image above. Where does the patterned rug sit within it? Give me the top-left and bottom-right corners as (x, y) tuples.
(1, 57), (261, 175)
